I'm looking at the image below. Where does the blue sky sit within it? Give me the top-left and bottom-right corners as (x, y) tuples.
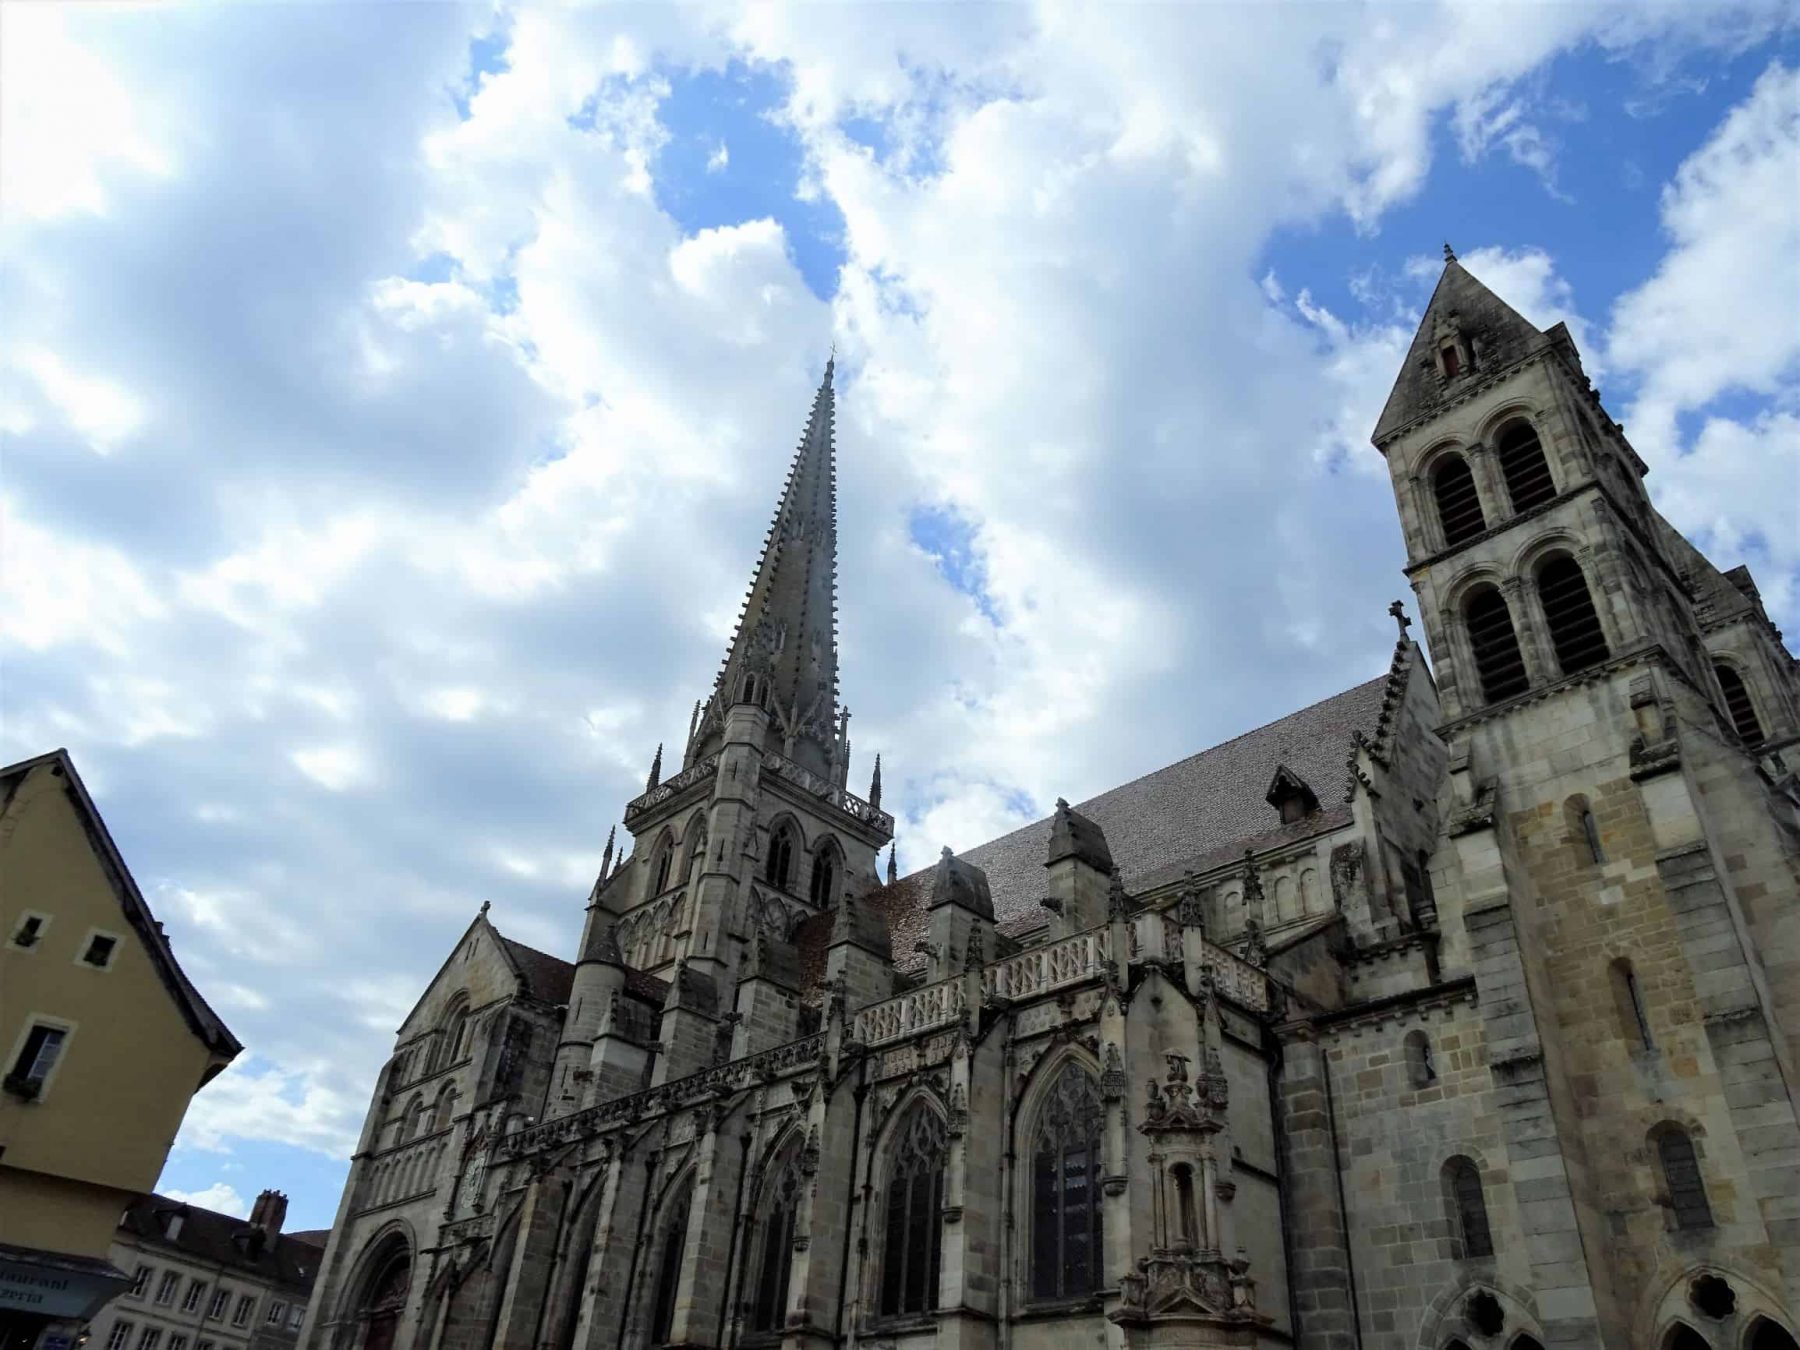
(2, 3), (1796, 1230)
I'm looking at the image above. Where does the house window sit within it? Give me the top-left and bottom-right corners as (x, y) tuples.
(198, 1341), (215, 1350)
(288, 1308), (305, 1330)
(878, 1105), (947, 1317)
(1714, 663), (1766, 748)
(139, 1329), (162, 1350)
(79, 932), (120, 969)
(750, 1149), (804, 1333)
(183, 1280), (207, 1313)
(1496, 419), (1556, 512)
(156, 1272), (181, 1305)
(1030, 1064), (1105, 1302)
(131, 1266), (151, 1298)
(5, 1022), (69, 1099)
(1656, 1127), (1712, 1230)
(1432, 454), (1486, 548)
(107, 1325), (134, 1350)
(169, 1335), (188, 1350)
(1443, 1156), (1493, 1258)
(233, 1295), (255, 1326)
(1536, 555), (1610, 676)
(7, 912), (48, 950)
(266, 1301), (286, 1324)
(207, 1289), (230, 1319)
(1464, 586), (1529, 703)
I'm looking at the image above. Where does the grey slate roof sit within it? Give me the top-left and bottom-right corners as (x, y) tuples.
(119, 1194), (321, 1291)
(875, 675), (1390, 967)
(1373, 258), (1545, 446)
(495, 934), (575, 1006)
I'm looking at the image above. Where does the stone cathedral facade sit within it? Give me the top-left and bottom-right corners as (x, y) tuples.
(298, 257), (1800, 1350)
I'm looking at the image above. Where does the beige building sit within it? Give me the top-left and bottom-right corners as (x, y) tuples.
(1, 751), (242, 1350)
(85, 1191), (323, 1350)
(303, 259), (1800, 1350)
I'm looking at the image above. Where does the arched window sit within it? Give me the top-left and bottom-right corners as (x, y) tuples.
(686, 832), (707, 881)
(1496, 419), (1555, 512)
(1171, 1165), (1198, 1247)
(1750, 1319), (1800, 1350)
(879, 1105), (946, 1317)
(1404, 1030), (1436, 1087)
(433, 1085), (457, 1132)
(651, 840), (675, 895)
(1610, 959), (1652, 1052)
(443, 1001), (470, 1067)
(1536, 556), (1610, 675)
(1442, 1156), (1493, 1258)
(751, 1148), (804, 1333)
(1433, 454), (1487, 547)
(402, 1095), (426, 1141)
(1714, 663), (1766, 748)
(1030, 1065), (1105, 1302)
(648, 1175), (693, 1346)
(809, 850), (837, 909)
(1465, 586), (1530, 702)
(1655, 1127), (1712, 1230)
(1664, 1327), (1710, 1350)
(765, 825), (797, 891)
(1511, 1338), (1546, 1350)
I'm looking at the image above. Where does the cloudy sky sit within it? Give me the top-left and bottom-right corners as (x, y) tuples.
(4, 1), (1797, 1227)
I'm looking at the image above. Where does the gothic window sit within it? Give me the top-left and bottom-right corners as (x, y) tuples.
(1536, 556), (1610, 675)
(1654, 1126), (1712, 1230)
(1750, 1320), (1800, 1350)
(1609, 958), (1652, 1051)
(765, 824), (797, 891)
(1464, 585), (1529, 703)
(433, 1085), (457, 1132)
(1665, 1327), (1710, 1350)
(649, 1175), (693, 1346)
(442, 1000), (470, 1067)
(1171, 1164), (1198, 1246)
(1496, 419), (1555, 512)
(1442, 1156), (1493, 1258)
(402, 1095), (426, 1141)
(1512, 1339), (1546, 1350)
(1404, 1030), (1436, 1087)
(879, 1105), (946, 1317)
(686, 832), (707, 881)
(751, 1149), (804, 1334)
(808, 850), (838, 908)
(1030, 1064), (1105, 1302)
(652, 840), (675, 895)
(1714, 663), (1766, 748)
(1432, 454), (1487, 547)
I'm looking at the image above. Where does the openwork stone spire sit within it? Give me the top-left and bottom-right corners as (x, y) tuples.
(692, 359), (842, 775)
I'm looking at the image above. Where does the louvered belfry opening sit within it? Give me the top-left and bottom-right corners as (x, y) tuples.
(1465, 585), (1530, 703)
(1496, 419), (1556, 512)
(1714, 663), (1766, 748)
(1433, 454), (1487, 547)
(1537, 555), (1610, 675)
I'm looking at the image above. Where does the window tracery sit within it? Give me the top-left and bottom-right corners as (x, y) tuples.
(751, 1148), (804, 1334)
(1029, 1064), (1105, 1302)
(878, 1105), (946, 1318)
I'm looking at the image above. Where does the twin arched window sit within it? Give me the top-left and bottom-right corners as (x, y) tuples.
(1496, 420), (1555, 512)
(1433, 454), (1487, 548)
(1536, 555), (1609, 675)
(1030, 1065), (1105, 1302)
(751, 1149), (804, 1333)
(1442, 1156), (1493, 1258)
(1715, 663), (1766, 748)
(766, 825), (797, 891)
(809, 851), (837, 908)
(1465, 586), (1530, 703)
(878, 1106), (946, 1317)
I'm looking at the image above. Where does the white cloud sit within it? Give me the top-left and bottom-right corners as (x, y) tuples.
(10, 348), (148, 452)
(292, 744), (375, 792)
(706, 140), (730, 173)
(162, 1182), (249, 1218)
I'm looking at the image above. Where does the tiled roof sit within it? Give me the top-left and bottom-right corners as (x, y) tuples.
(119, 1195), (320, 1292)
(877, 675), (1388, 968)
(286, 1230), (330, 1250)
(496, 935), (575, 1007)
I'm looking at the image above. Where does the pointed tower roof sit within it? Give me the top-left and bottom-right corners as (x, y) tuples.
(1372, 255), (1545, 446)
(694, 359), (841, 774)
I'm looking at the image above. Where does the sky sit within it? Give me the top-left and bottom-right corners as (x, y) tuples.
(3, 1), (1797, 1229)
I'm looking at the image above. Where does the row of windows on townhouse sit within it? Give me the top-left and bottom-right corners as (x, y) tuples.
(121, 1265), (303, 1332)
(2, 923), (125, 1102)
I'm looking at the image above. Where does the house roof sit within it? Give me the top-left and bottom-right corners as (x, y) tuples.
(118, 1194), (321, 1292)
(0, 749), (241, 1065)
(875, 674), (1389, 968)
(1373, 256), (1547, 446)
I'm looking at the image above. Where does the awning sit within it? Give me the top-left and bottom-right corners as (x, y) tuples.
(0, 1244), (131, 1321)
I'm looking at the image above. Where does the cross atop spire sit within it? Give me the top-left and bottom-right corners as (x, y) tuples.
(692, 360), (842, 775)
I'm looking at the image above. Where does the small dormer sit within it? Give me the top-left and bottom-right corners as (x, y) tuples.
(1265, 765), (1319, 825)
(1431, 309), (1474, 382)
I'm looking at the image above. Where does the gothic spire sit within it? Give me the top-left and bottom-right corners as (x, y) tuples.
(869, 753), (882, 809)
(695, 358), (841, 774)
(646, 743), (663, 792)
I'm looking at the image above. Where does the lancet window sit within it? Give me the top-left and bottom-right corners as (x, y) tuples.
(1432, 454), (1487, 547)
(648, 1175), (693, 1346)
(1465, 585), (1529, 703)
(878, 1105), (946, 1318)
(1655, 1126), (1712, 1230)
(1442, 1156), (1493, 1258)
(1496, 419), (1555, 512)
(1029, 1065), (1105, 1302)
(1715, 663), (1766, 748)
(1536, 555), (1609, 675)
(750, 1148), (805, 1334)
(765, 824), (797, 891)
(809, 849), (837, 909)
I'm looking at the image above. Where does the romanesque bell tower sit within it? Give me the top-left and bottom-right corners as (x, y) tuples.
(1373, 249), (1800, 1343)
(551, 361), (895, 1111)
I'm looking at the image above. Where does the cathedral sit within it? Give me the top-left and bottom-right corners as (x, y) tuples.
(296, 254), (1800, 1350)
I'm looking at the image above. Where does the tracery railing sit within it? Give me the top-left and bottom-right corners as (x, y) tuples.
(624, 754), (719, 823)
(763, 751), (895, 835)
(852, 978), (965, 1046)
(983, 927), (1110, 1001)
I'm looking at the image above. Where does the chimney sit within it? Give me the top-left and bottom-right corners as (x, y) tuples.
(249, 1189), (288, 1238)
